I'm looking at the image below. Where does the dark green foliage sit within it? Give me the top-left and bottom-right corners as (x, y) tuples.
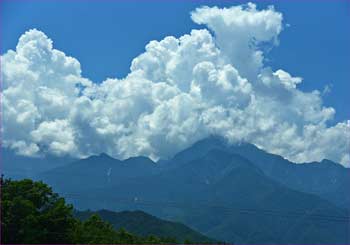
(72, 214), (118, 244)
(71, 215), (177, 244)
(0, 178), (200, 244)
(1, 178), (75, 243)
(74, 209), (216, 243)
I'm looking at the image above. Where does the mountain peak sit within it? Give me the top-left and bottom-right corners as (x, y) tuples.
(124, 156), (156, 165)
(82, 152), (118, 164)
(320, 159), (344, 168)
(194, 135), (228, 147)
(99, 152), (112, 158)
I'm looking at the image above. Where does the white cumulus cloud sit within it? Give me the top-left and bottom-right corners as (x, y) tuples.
(1, 3), (349, 166)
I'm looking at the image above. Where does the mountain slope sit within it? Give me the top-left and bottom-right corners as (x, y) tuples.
(1, 148), (75, 180)
(167, 136), (350, 209)
(35, 137), (349, 244)
(74, 209), (216, 243)
(38, 153), (159, 192)
(67, 149), (349, 244)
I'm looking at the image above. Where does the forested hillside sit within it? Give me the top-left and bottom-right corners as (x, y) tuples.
(0, 178), (214, 244)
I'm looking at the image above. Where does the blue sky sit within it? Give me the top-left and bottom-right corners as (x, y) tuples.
(1, 1), (349, 122)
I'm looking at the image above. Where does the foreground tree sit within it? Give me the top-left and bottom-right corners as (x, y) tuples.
(0, 178), (180, 244)
(72, 214), (119, 243)
(1, 178), (75, 243)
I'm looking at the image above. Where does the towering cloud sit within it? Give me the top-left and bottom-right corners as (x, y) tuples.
(1, 3), (349, 166)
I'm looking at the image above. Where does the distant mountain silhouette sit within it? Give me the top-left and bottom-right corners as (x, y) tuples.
(7, 136), (350, 244)
(76, 149), (347, 244)
(74, 209), (216, 243)
(38, 152), (159, 192)
(166, 136), (350, 209)
(1, 148), (75, 179)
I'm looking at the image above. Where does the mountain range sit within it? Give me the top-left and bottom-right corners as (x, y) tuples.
(4, 136), (350, 244)
(2, 148), (75, 180)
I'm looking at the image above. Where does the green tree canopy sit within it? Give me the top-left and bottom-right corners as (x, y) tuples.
(1, 178), (75, 243)
(1, 178), (181, 244)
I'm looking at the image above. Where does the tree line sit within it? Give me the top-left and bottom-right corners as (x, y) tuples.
(0, 177), (185, 244)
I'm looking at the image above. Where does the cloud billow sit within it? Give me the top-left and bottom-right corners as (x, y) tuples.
(2, 3), (349, 166)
